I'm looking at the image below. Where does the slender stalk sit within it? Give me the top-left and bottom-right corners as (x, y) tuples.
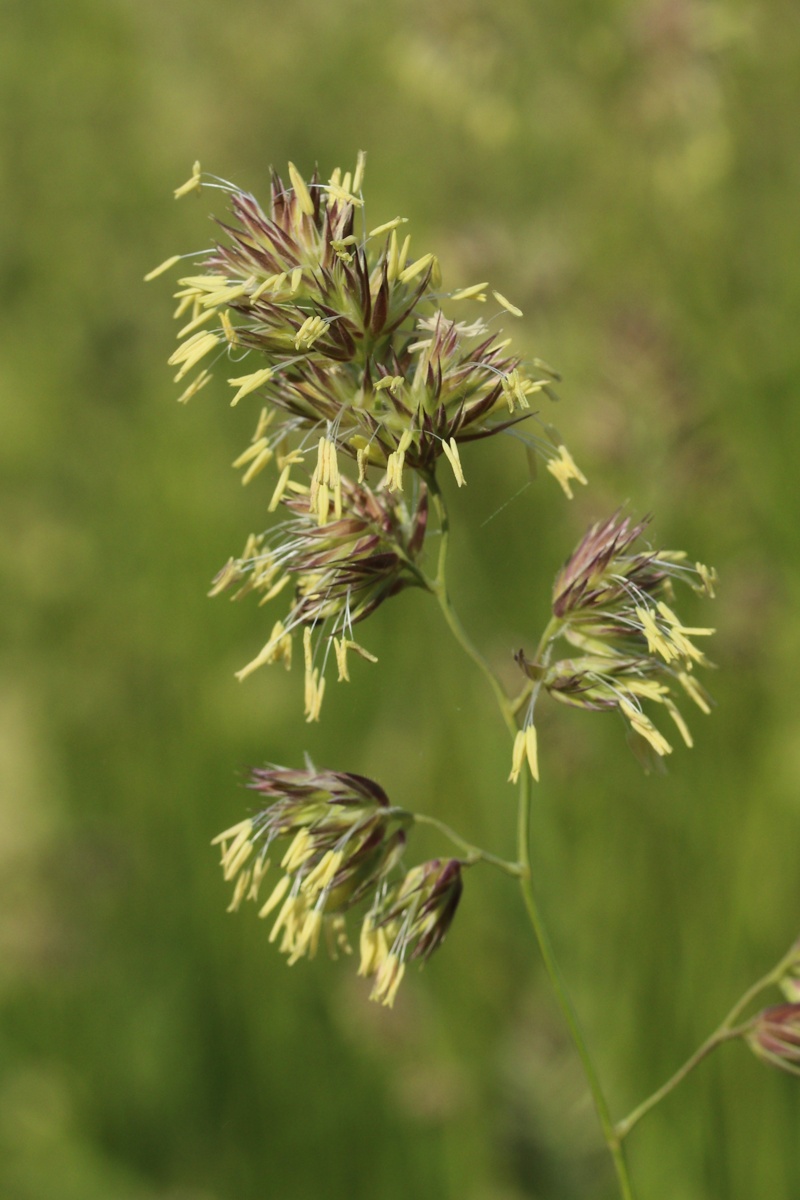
(616, 944), (800, 1140)
(403, 811), (525, 877)
(722, 945), (799, 1027)
(426, 470), (636, 1199)
(424, 473), (518, 740)
(517, 769), (637, 1200)
(615, 1025), (749, 1140)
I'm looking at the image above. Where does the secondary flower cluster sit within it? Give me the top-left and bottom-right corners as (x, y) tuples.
(511, 513), (716, 780)
(209, 469), (428, 720)
(212, 765), (463, 1006)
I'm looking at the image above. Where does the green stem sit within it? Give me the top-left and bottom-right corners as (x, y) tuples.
(616, 944), (799, 1140)
(517, 769), (636, 1200)
(426, 470), (636, 1199)
(615, 1025), (749, 1141)
(403, 811), (525, 877)
(424, 473), (517, 740)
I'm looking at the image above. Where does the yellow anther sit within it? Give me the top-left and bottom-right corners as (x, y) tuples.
(247, 855), (271, 902)
(678, 671), (712, 713)
(288, 161), (315, 216)
(334, 637), (350, 682)
(508, 729), (527, 784)
(636, 605), (678, 663)
(370, 954), (405, 1008)
(352, 150), (367, 193)
(222, 834), (253, 882)
(304, 669), (326, 722)
(397, 234), (411, 276)
(345, 640), (378, 665)
(288, 909), (323, 964)
(502, 369), (531, 412)
(220, 310), (238, 344)
(331, 239), (354, 264)
(492, 290), (523, 317)
(525, 724), (540, 781)
(267, 451), (305, 511)
(282, 828), (314, 873)
(144, 255), (181, 282)
(295, 314), (327, 350)
(451, 282), (489, 302)
(258, 575), (291, 606)
(441, 438), (466, 487)
(235, 620), (292, 680)
(227, 869), (252, 912)
(177, 308), (216, 339)
(369, 216), (409, 239)
(545, 445), (588, 499)
(228, 367), (274, 407)
(358, 919), (383, 977)
(620, 701), (673, 756)
(211, 818), (253, 850)
(170, 332), (222, 381)
(399, 253), (434, 284)
(174, 161), (202, 199)
(386, 429), (413, 492)
(302, 850), (344, 898)
(268, 893), (302, 945)
(387, 229), (399, 281)
(176, 369), (212, 405)
(241, 447), (274, 486)
(259, 874), (291, 919)
(232, 437), (268, 469)
(374, 375), (404, 393)
(665, 700), (694, 748)
(695, 562), (717, 598)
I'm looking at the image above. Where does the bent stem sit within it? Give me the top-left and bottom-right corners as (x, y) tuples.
(517, 769), (636, 1200)
(402, 811), (525, 877)
(426, 471), (635, 1199)
(616, 944), (800, 1140)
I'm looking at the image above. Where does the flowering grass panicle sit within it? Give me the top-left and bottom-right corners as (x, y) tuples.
(511, 513), (716, 778)
(155, 149), (800, 1198)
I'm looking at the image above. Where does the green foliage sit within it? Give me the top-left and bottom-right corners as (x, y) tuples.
(3, 0), (800, 1196)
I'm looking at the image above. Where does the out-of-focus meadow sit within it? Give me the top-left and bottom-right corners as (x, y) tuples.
(2, 0), (800, 1196)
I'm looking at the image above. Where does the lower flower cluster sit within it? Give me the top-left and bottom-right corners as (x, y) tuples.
(212, 765), (463, 1006)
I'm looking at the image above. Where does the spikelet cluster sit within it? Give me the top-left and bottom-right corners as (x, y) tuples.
(213, 765), (463, 1006)
(511, 513), (716, 778)
(209, 472), (428, 719)
(150, 154), (582, 494)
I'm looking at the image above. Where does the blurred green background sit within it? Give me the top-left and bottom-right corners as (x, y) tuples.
(3, 0), (800, 1197)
